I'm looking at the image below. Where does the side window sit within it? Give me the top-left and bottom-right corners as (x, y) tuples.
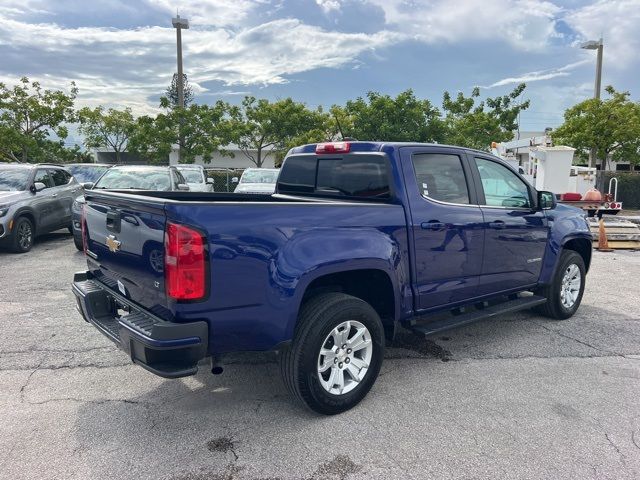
(33, 169), (53, 188)
(411, 153), (470, 204)
(475, 158), (531, 208)
(50, 169), (71, 186)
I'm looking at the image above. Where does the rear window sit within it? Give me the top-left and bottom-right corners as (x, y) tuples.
(277, 154), (390, 199)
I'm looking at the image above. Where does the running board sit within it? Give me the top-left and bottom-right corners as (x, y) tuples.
(406, 295), (547, 337)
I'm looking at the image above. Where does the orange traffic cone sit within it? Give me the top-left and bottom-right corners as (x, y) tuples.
(597, 217), (614, 252)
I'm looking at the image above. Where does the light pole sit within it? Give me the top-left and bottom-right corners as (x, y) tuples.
(581, 38), (603, 168)
(172, 14), (189, 162)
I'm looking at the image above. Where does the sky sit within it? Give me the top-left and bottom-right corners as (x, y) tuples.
(1, 0), (639, 144)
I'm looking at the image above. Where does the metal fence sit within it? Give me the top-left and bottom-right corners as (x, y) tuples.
(204, 168), (245, 193)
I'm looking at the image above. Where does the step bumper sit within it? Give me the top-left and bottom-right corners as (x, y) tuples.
(72, 271), (208, 378)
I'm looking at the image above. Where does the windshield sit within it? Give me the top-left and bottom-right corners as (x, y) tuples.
(0, 168), (31, 191)
(240, 170), (278, 184)
(178, 169), (204, 183)
(94, 168), (171, 191)
(67, 165), (109, 184)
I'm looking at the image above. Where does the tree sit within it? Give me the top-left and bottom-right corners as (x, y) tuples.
(0, 77), (77, 162)
(340, 90), (442, 143)
(165, 73), (194, 108)
(77, 107), (136, 164)
(233, 97), (327, 168)
(129, 102), (235, 164)
(440, 84), (530, 151)
(554, 86), (640, 169)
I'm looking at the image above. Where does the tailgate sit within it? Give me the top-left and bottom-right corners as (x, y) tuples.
(84, 191), (170, 317)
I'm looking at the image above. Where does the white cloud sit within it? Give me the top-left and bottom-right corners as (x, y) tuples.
(482, 59), (590, 88)
(0, 15), (400, 112)
(316, 0), (342, 13)
(563, 0), (640, 65)
(362, 0), (562, 51)
(145, 0), (265, 27)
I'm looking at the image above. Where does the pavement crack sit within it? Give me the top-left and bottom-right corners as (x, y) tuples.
(632, 431), (640, 451)
(19, 361), (42, 403)
(533, 322), (614, 354)
(24, 397), (146, 406)
(604, 433), (626, 465)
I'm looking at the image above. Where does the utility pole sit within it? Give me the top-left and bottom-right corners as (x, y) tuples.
(172, 14), (189, 162)
(581, 38), (603, 168)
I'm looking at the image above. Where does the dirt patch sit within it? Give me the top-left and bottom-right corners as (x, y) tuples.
(311, 455), (361, 480)
(207, 436), (239, 460)
(392, 330), (452, 362)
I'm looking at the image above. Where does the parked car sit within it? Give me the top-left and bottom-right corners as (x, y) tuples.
(175, 165), (214, 192)
(72, 141), (592, 414)
(70, 165), (190, 251)
(0, 163), (80, 252)
(65, 163), (112, 186)
(233, 168), (279, 194)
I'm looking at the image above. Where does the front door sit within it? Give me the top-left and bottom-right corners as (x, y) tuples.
(400, 147), (485, 310)
(470, 156), (549, 295)
(31, 169), (57, 232)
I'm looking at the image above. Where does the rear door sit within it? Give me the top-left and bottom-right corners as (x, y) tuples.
(399, 147), (485, 310)
(470, 155), (549, 294)
(84, 192), (168, 316)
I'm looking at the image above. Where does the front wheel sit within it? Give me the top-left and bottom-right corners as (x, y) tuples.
(280, 292), (385, 415)
(535, 250), (586, 320)
(10, 217), (34, 253)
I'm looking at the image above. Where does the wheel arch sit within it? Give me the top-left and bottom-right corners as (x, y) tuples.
(13, 208), (38, 235)
(293, 265), (399, 343)
(562, 236), (592, 272)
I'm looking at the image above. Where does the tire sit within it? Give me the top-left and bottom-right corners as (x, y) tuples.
(10, 216), (35, 253)
(280, 292), (385, 415)
(68, 226), (74, 234)
(534, 250), (586, 320)
(73, 233), (84, 251)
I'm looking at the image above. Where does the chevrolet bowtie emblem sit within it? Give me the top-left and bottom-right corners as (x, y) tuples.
(106, 235), (121, 253)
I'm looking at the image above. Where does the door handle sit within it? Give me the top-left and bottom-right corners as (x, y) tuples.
(51, 193), (58, 197)
(421, 221), (445, 231)
(489, 220), (506, 229)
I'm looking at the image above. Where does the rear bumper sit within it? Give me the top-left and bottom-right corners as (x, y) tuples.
(72, 271), (208, 378)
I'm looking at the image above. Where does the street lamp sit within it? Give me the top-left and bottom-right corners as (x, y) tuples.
(581, 38), (603, 168)
(172, 14), (189, 162)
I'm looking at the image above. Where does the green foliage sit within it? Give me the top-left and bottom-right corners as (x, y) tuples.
(554, 86), (640, 168)
(339, 89), (442, 143)
(128, 102), (236, 164)
(440, 83), (529, 150)
(78, 106), (136, 163)
(164, 73), (194, 108)
(233, 97), (328, 167)
(597, 171), (640, 209)
(0, 77), (77, 162)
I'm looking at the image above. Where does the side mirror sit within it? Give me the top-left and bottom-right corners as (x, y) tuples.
(177, 183), (190, 191)
(206, 177), (214, 184)
(32, 182), (46, 193)
(538, 190), (557, 210)
(81, 182), (94, 190)
(231, 177), (239, 183)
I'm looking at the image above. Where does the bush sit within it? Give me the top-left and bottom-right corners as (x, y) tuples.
(596, 171), (640, 209)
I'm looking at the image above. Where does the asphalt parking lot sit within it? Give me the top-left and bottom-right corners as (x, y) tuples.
(1, 231), (639, 480)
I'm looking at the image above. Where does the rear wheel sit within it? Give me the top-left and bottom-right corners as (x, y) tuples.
(10, 217), (34, 253)
(280, 292), (385, 415)
(535, 250), (585, 320)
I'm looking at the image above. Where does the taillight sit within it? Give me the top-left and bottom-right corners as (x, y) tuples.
(165, 222), (207, 301)
(316, 142), (351, 154)
(81, 204), (88, 254)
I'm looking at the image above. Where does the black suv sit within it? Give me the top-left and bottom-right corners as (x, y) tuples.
(0, 164), (80, 253)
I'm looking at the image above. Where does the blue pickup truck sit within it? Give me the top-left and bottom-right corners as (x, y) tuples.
(72, 141), (592, 414)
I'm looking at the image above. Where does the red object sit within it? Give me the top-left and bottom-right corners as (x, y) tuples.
(165, 222), (207, 301)
(560, 192), (582, 201)
(583, 188), (602, 201)
(81, 204), (88, 254)
(316, 142), (351, 154)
